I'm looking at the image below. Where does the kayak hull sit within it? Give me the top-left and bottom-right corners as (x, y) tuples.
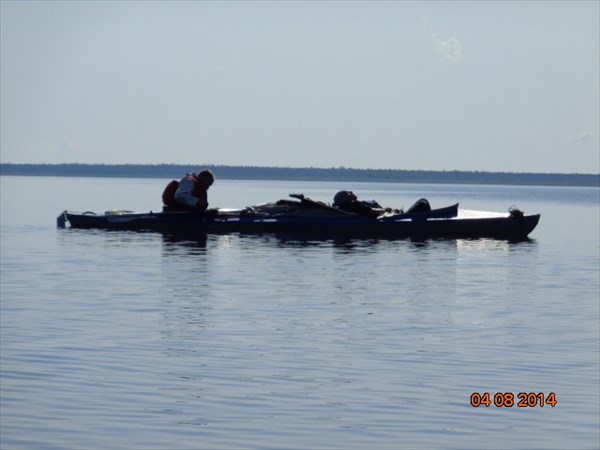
(59, 209), (540, 241)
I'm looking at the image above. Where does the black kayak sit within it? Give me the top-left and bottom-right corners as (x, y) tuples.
(57, 195), (540, 240)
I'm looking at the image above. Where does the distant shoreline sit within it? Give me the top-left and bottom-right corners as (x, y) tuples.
(1, 163), (598, 187)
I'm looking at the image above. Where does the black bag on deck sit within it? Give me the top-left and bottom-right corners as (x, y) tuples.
(407, 198), (431, 213)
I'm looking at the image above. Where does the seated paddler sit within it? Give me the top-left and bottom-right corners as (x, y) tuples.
(162, 169), (215, 212)
(332, 190), (389, 217)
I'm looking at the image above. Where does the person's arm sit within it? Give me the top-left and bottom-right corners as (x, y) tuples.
(358, 200), (389, 216)
(346, 201), (382, 217)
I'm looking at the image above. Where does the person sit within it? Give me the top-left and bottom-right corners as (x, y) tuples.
(167, 169), (215, 212)
(332, 190), (389, 217)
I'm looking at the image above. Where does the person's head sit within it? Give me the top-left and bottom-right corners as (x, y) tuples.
(333, 190), (357, 206)
(196, 169), (215, 189)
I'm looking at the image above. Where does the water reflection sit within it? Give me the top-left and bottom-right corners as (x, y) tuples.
(455, 236), (538, 253)
(155, 231), (538, 254)
(158, 232), (429, 254)
(59, 226), (537, 256)
(161, 233), (208, 251)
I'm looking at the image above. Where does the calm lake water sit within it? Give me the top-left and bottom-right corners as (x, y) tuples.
(1, 176), (599, 449)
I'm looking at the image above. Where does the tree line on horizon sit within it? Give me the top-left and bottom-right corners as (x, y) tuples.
(0, 163), (598, 187)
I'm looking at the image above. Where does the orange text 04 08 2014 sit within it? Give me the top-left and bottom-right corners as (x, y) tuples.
(470, 392), (557, 408)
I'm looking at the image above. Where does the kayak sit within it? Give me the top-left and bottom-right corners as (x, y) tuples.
(57, 194), (540, 240)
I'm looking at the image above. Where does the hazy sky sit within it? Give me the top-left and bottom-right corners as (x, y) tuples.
(1, 1), (598, 173)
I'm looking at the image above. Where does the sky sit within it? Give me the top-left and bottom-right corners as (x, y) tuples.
(1, 1), (598, 173)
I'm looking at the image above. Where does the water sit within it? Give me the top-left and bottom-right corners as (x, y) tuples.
(1, 176), (599, 449)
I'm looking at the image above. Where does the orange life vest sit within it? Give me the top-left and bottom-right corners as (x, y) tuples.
(161, 175), (206, 208)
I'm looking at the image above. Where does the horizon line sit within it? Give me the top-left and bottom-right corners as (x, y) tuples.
(1, 162), (598, 176)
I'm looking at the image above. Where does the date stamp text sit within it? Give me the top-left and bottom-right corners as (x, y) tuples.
(470, 392), (557, 408)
